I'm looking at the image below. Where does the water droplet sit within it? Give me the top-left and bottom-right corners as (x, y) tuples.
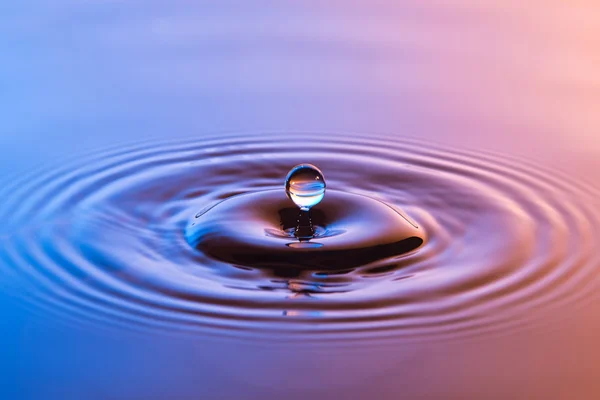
(285, 164), (326, 211)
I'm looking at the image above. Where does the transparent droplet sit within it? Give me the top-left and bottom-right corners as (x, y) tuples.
(285, 164), (326, 211)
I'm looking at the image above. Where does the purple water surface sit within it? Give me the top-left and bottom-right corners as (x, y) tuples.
(2, 1), (600, 399)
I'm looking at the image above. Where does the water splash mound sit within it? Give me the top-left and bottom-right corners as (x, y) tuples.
(186, 189), (425, 271)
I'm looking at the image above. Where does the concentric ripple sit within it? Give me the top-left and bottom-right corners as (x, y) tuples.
(1, 132), (599, 342)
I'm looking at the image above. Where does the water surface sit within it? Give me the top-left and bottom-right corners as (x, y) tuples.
(2, 1), (600, 399)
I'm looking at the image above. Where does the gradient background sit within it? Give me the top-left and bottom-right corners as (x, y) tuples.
(1, 1), (600, 399)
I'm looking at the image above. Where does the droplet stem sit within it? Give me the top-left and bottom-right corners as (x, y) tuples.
(295, 209), (315, 240)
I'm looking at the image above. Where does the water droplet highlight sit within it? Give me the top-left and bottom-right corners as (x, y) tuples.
(285, 164), (326, 211)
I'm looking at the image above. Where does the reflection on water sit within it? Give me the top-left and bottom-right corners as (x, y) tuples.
(1, 1), (600, 399)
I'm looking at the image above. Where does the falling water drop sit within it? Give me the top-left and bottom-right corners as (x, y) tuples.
(285, 164), (326, 211)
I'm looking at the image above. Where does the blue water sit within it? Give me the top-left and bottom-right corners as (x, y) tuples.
(2, 1), (600, 399)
